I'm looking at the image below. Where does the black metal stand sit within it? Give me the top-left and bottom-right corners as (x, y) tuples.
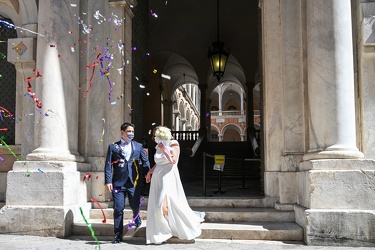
(238, 159), (249, 189)
(214, 170), (226, 194)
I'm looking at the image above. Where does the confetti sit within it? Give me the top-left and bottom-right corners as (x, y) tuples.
(110, 93), (124, 105)
(0, 156), (5, 163)
(161, 74), (171, 80)
(150, 10), (158, 18)
(94, 10), (106, 24)
(37, 168), (44, 173)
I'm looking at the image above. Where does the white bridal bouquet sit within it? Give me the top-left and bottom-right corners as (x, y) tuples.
(154, 126), (172, 144)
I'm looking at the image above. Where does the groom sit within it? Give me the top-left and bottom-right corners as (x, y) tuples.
(105, 122), (150, 244)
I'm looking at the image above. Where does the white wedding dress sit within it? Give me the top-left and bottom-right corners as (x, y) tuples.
(146, 140), (205, 244)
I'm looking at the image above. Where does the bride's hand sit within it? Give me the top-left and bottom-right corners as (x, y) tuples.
(146, 171), (152, 183)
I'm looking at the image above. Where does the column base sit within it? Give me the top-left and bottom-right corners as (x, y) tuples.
(295, 206), (375, 247)
(296, 159), (375, 246)
(303, 150), (364, 161)
(0, 161), (91, 237)
(26, 151), (84, 162)
(0, 204), (91, 237)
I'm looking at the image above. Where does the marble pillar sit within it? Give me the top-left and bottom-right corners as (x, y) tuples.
(356, 2), (375, 159)
(26, 0), (83, 162)
(198, 83), (208, 138)
(0, 0), (89, 237)
(303, 0), (363, 160)
(295, 0), (374, 246)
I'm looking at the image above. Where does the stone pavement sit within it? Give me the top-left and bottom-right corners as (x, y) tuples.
(0, 234), (373, 250)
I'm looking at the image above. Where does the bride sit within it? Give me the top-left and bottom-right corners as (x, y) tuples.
(145, 126), (205, 244)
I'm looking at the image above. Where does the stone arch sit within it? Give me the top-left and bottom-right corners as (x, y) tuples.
(0, 0), (38, 37)
(221, 123), (242, 142)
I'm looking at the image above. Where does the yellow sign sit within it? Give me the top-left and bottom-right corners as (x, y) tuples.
(215, 155), (225, 164)
(214, 155), (225, 171)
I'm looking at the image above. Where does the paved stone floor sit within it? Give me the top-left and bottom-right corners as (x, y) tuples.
(0, 235), (373, 250)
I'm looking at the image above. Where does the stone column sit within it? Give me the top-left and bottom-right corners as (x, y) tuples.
(294, 1), (375, 246)
(357, 2), (375, 159)
(0, 0), (89, 237)
(173, 110), (180, 130)
(26, 0), (83, 162)
(180, 118), (187, 131)
(218, 86), (223, 116)
(303, 0), (363, 160)
(218, 134), (223, 142)
(162, 99), (173, 128)
(198, 83), (208, 138)
(240, 91), (244, 115)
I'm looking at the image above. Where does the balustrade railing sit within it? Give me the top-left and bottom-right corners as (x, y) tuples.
(171, 131), (200, 141)
(211, 110), (260, 117)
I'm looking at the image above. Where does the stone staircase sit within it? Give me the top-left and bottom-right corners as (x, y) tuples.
(72, 197), (303, 242)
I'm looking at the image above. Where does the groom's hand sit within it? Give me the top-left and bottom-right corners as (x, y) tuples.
(106, 183), (113, 192)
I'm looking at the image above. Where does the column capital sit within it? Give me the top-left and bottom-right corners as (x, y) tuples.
(109, 0), (137, 7)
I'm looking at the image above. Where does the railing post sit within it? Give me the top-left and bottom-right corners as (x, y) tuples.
(241, 158), (246, 189)
(203, 152), (206, 196)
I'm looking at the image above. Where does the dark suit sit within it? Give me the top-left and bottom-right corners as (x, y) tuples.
(105, 140), (150, 236)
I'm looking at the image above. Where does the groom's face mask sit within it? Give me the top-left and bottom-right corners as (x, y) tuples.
(126, 132), (134, 140)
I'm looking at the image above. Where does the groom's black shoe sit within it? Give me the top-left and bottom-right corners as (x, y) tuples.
(111, 235), (122, 244)
(134, 217), (142, 227)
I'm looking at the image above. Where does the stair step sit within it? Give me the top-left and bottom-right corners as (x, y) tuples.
(91, 207), (295, 222)
(72, 219), (303, 241)
(200, 221), (303, 241)
(91, 197), (279, 209)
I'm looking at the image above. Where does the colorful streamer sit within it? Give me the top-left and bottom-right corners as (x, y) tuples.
(98, 118), (105, 143)
(99, 51), (114, 103)
(25, 69), (43, 108)
(0, 136), (21, 161)
(0, 106), (15, 120)
(0, 19), (45, 37)
(82, 173), (91, 182)
(84, 53), (102, 97)
(127, 196), (145, 230)
(79, 207), (101, 249)
(89, 197), (106, 223)
(132, 158), (139, 188)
